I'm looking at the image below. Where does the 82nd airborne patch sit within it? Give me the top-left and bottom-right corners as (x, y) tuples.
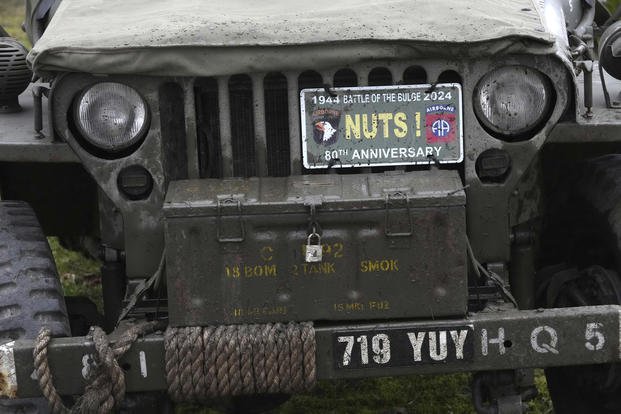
(425, 104), (456, 144)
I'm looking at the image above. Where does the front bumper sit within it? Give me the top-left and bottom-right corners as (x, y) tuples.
(1, 304), (620, 399)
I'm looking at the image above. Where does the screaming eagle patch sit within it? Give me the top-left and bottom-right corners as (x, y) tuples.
(312, 108), (341, 146)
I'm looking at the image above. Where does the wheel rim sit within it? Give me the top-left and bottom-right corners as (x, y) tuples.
(548, 265), (621, 394)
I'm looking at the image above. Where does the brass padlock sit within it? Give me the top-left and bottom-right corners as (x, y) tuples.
(305, 231), (322, 263)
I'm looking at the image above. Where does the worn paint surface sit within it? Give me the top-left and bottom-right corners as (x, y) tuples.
(164, 170), (467, 325)
(27, 0), (555, 76)
(5, 305), (621, 398)
(35, 53), (573, 283)
(0, 86), (77, 163)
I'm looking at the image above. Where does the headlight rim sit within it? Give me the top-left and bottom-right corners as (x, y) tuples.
(473, 65), (555, 141)
(72, 81), (151, 154)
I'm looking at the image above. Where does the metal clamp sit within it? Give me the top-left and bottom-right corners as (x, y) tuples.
(304, 196), (323, 235)
(384, 191), (413, 237)
(32, 84), (51, 139)
(216, 197), (245, 243)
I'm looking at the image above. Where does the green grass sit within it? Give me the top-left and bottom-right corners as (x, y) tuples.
(177, 372), (552, 414)
(280, 375), (474, 414)
(0, 0), (29, 46)
(49, 237), (103, 310)
(279, 372), (552, 414)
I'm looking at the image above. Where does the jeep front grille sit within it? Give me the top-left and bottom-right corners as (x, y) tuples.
(193, 65), (460, 178)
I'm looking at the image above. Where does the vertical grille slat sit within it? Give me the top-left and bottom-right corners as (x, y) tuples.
(357, 69), (367, 87)
(218, 77), (234, 177)
(193, 62), (458, 178)
(229, 74), (256, 177)
(182, 80), (200, 179)
(252, 75), (268, 177)
(195, 78), (222, 178)
(159, 82), (189, 181)
(287, 72), (304, 175)
(264, 73), (290, 177)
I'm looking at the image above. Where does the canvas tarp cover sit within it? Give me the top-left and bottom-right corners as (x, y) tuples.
(28, 0), (557, 76)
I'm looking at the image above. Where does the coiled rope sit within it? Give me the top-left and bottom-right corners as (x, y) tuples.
(164, 322), (316, 401)
(33, 321), (316, 412)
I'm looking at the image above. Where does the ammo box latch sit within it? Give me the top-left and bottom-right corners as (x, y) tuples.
(385, 191), (413, 237)
(303, 195), (323, 232)
(217, 196), (245, 242)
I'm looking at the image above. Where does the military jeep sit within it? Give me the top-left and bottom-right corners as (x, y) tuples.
(2, 0), (621, 412)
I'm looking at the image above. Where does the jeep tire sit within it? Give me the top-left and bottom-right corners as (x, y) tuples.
(542, 155), (621, 413)
(0, 201), (70, 413)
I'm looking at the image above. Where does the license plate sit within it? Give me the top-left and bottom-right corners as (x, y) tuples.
(333, 325), (474, 369)
(300, 84), (463, 169)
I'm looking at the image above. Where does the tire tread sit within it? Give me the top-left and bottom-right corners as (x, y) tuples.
(0, 201), (70, 414)
(546, 155), (621, 413)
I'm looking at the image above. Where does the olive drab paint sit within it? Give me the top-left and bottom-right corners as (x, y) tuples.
(163, 171), (467, 326)
(5, 0), (621, 403)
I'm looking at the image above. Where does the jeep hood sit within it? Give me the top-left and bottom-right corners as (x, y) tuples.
(28, 0), (556, 77)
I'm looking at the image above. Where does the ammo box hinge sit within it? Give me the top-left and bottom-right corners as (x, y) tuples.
(217, 197), (245, 242)
(384, 191), (413, 237)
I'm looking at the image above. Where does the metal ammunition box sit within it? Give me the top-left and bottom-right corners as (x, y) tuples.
(164, 170), (466, 326)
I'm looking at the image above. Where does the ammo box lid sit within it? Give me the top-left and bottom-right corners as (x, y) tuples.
(164, 170), (464, 217)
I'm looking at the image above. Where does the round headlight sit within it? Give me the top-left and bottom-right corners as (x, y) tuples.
(474, 66), (553, 139)
(74, 82), (149, 152)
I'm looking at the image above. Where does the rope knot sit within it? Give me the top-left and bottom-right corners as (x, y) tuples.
(32, 320), (317, 409)
(33, 321), (159, 414)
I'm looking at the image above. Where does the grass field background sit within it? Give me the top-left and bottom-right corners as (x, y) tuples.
(8, 0), (621, 412)
(0, 0), (28, 45)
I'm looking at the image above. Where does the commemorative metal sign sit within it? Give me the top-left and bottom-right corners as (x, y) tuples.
(301, 84), (463, 169)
